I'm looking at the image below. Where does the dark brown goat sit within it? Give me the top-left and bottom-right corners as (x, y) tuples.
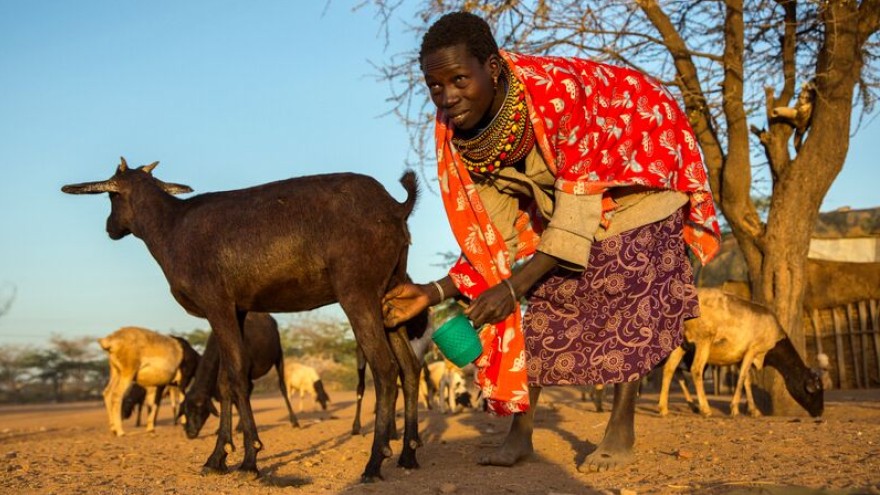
(179, 312), (297, 438)
(63, 158), (422, 481)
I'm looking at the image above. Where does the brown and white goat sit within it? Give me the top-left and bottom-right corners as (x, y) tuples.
(658, 288), (824, 418)
(283, 361), (331, 413)
(63, 158), (421, 481)
(98, 327), (199, 435)
(179, 312), (297, 438)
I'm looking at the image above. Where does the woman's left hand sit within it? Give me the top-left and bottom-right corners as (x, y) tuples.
(464, 281), (518, 327)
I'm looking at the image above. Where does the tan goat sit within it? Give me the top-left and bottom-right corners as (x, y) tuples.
(283, 361), (330, 413)
(658, 288), (823, 418)
(421, 360), (469, 413)
(99, 327), (199, 435)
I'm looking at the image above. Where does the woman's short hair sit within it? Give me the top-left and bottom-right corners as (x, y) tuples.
(420, 11), (500, 65)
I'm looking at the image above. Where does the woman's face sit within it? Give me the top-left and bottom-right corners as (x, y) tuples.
(421, 44), (501, 132)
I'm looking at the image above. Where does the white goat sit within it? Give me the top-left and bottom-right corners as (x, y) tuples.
(284, 361), (330, 413)
(658, 288), (823, 418)
(423, 360), (468, 414)
(99, 327), (199, 435)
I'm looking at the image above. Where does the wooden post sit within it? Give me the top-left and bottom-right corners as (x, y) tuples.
(811, 309), (824, 355)
(871, 300), (880, 386)
(858, 301), (871, 387)
(845, 304), (863, 388)
(831, 307), (849, 388)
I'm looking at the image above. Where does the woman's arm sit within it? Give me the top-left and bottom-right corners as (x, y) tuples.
(464, 251), (559, 327)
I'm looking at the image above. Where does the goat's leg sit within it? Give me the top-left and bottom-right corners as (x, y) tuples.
(339, 295), (399, 483)
(111, 376), (134, 436)
(170, 386), (181, 425)
(206, 312), (263, 476)
(102, 367), (119, 433)
(677, 374), (695, 406)
(730, 350), (758, 417)
(591, 384), (605, 413)
(690, 343), (712, 417)
(145, 386), (161, 432)
(352, 346), (366, 435)
(743, 365), (761, 417)
(275, 361), (299, 428)
(658, 346), (685, 416)
(388, 324), (422, 470)
(204, 365), (235, 474)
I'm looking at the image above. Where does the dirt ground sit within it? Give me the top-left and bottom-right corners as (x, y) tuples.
(1, 387), (878, 495)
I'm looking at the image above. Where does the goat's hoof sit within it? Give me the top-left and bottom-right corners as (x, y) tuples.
(749, 409), (762, 418)
(397, 455), (420, 470)
(360, 473), (384, 483)
(201, 464), (228, 476)
(235, 466), (261, 480)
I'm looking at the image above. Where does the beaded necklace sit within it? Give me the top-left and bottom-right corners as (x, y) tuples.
(452, 62), (534, 175)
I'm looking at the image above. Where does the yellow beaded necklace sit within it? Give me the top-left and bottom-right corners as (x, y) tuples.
(452, 62), (534, 175)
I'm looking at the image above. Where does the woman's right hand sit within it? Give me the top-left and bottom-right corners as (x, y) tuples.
(382, 282), (431, 327)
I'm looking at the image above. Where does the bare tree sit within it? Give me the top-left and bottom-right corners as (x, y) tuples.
(25, 335), (104, 402)
(364, 0), (879, 411)
(0, 283), (15, 318)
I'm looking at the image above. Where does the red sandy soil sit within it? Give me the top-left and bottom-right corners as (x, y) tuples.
(1, 387), (878, 494)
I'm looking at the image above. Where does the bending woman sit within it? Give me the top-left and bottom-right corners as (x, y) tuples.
(382, 11), (720, 473)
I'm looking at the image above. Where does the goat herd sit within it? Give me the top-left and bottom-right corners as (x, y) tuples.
(62, 158), (825, 484)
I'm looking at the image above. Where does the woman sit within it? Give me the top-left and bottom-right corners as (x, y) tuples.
(382, 11), (720, 472)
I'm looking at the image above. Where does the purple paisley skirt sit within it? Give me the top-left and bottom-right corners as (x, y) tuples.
(523, 208), (698, 386)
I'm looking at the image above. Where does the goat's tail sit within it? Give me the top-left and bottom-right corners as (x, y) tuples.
(398, 170), (418, 219)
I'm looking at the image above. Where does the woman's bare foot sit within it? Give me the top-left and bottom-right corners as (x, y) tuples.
(477, 428), (533, 466)
(478, 388), (541, 467)
(577, 441), (634, 473)
(578, 381), (637, 473)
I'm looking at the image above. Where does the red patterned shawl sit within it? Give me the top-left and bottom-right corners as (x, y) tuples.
(437, 51), (721, 415)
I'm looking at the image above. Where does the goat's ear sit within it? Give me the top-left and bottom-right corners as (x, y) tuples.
(61, 179), (118, 195)
(142, 161), (159, 174)
(157, 179), (194, 195)
(118, 157), (128, 172)
(805, 380), (819, 394)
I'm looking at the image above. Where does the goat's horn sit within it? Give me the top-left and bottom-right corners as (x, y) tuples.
(118, 157), (128, 172)
(142, 161), (159, 174)
(61, 179), (119, 195)
(156, 179), (193, 195)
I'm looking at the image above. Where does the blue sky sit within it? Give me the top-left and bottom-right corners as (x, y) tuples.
(1, 1), (878, 346)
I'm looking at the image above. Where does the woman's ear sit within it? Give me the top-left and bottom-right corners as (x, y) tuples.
(486, 54), (502, 86)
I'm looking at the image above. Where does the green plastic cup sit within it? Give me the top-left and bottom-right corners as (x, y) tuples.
(432, 314), (483, 367)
